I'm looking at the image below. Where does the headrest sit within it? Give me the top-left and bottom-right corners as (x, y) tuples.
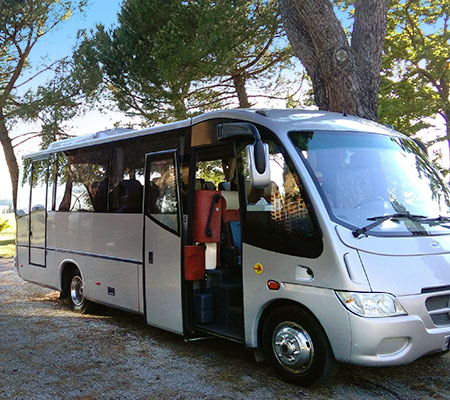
(221, 191), (239, 210)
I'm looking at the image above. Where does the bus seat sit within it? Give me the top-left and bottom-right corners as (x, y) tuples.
(221, 191), (239, 211)
(115, 179), (143, 213)
(218, 182), (231, 191)
(195, 178), (216, 191)
(93, 178), (108, 212)
(204, 181), (216, 190)
(220, 191), (241, 266)
(194, 190), (223, 243)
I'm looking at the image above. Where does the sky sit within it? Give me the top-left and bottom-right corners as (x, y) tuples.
(0, 0), (124, 201)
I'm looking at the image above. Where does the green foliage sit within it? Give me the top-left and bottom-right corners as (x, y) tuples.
(197, 160), (225, 188)
(0, 0), (87, 109)
(73, 0), (292, 124)
(378, 0), (449, 169)
(0, 218), (10, 233)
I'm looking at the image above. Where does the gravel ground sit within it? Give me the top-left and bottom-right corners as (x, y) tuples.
(1, 257), (449, 399)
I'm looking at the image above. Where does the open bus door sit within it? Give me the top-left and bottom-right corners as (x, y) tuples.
(143, 150), (184, 334)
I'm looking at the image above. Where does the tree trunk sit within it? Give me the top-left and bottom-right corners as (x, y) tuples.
(278, 0), (389, 121)
(232, 73), (251, 108)
(0, 111), (19, 210)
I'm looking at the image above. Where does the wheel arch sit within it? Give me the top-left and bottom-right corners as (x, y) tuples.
(258, 298), (339, 386)
(256, 299), (332, 354)
(58, 259), (81, 299)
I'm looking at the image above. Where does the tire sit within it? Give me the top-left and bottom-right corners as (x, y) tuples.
(262, 305), (338, 387)
(67, 270), (94, 314)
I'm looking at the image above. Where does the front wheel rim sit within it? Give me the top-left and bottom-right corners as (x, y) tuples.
(70, 276), (85, 307)
(272, 321), (314, 374)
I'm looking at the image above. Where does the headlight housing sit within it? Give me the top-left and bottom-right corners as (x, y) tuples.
(336, 291), (407, 317)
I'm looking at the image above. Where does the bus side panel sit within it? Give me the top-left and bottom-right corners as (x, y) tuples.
(47, 212), (142, 261)
(16, 245), (58, 289)
(47, 251), (141, 313)
(48, 212), (143, 313)
(242, 243), (353, 363)
(17, 212), (144, 314)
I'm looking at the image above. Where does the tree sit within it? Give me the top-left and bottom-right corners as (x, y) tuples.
(0, 0), (86, 209)
(379, 1), (449, 171)
(194, 0), (292, 109)
(278, 0), (389, 121)
(74, 0), (292, 124)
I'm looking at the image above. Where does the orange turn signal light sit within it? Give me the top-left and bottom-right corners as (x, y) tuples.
(267, 280), (280, 290)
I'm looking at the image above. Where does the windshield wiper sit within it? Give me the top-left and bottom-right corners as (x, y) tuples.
(419, 215), (450, 223)
(352, 213), (427, 238)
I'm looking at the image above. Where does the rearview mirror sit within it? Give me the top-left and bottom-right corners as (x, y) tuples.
(217, 122), (271, 188)
(246, 143), (270, 188)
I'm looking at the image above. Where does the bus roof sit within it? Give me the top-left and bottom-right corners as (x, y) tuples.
(23, 109), (397, 159)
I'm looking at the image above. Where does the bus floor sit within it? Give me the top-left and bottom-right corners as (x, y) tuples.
(193, 267), (244, 342)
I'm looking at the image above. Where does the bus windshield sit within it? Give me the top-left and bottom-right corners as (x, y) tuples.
(290, 131), (450, 236)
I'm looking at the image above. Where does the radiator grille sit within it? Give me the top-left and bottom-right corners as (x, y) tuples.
(425, 294), (450, 327)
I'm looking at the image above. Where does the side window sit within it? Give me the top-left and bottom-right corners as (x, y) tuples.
(109, 128), (188, 214)
(30, 160), (48, 213)
(195, 146), (236, 190)
(109, 142), (144, 213)
(47, 154), (58, 211)
(145, 155), (179, 234)
(16, 161), (32, 245)
(17, 160), (32, 217)
(55, 146), (109, 212)
(239, 138), (322, 258)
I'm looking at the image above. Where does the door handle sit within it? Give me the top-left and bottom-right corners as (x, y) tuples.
(148, 251), (153, 264)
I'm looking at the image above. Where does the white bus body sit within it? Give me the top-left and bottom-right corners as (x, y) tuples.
(16, 109), (450, 386)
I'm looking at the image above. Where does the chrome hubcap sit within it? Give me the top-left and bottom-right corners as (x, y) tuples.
(273, 322), (314, 373)
(70, 276), (84, 307)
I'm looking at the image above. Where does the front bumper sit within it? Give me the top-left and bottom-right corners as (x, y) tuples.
(347, 291), (450, 366)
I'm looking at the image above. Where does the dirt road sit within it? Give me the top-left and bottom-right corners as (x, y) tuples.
(0, 257), (449, 399)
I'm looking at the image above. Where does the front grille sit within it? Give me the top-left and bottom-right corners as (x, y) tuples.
(425, 294), (450, 327)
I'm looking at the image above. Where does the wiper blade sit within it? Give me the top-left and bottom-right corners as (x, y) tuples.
(419, 215), (450, 223)
(352, 213), (427, 238)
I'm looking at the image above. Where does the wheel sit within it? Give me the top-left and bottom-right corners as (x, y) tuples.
(68, 270), (94, 314)
(262, 306), (337, 387)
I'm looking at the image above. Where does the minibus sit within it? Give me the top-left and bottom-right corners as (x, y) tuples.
(16, 109), (450, 386)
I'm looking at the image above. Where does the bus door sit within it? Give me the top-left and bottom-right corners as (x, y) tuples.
(29, 159), (48, 267)
(190, 143), (245, 341)
(143, 150), (184, 334)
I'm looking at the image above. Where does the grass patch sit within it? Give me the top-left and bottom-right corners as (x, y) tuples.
(0, 213), (16, 258)
(0, 243), (15, 258)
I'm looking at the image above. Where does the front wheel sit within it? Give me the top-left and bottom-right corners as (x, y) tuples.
(262, 306), (337, 387)
(68, 271), (94, 314)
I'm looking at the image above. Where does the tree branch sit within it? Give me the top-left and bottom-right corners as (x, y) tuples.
(11, 131), (43, 141)
(12, 133), (44, 148)
(14, 60), (63, 89)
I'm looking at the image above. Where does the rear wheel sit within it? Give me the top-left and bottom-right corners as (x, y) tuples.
(262, 305), (337, 387)
(68, 270), (94, 314)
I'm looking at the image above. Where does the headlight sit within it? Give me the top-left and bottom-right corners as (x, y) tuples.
(336, 291), (407, 317)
